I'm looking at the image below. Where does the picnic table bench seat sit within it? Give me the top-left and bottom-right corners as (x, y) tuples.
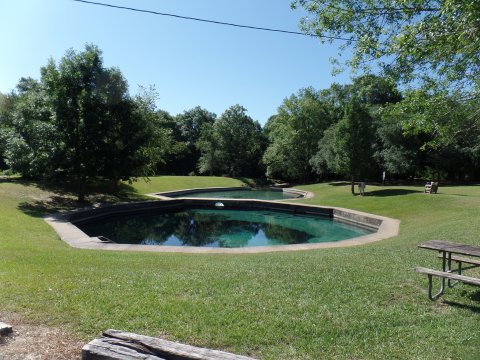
(416, 240), (480, 300)
(415, 267), (480, 286)
(437, 254), (480, 267)
(415, 267), (480, 300)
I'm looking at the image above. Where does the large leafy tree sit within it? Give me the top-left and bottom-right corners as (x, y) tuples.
(263, 88), (334, 182)
(311, 98), (377, 193)
(264, 77), (398, 183)
(216, 104), (266, 178)
(381, 90), (480, 180)
(320, 75), (402, 110)
(175, 106), (216, 175)
(198, 105), (266, 177)
(0, 91), (19, 170)
(196, 121), (222, 176)
(373, 115), (427, 179)
(292, 0), (480, 145)
(292, 0), (480, 87)
(6, 45), (159, 201)
(2, 78), (59, 178)
(41, 45), (126, 199)
(153, 110), (191, 175)
(100, 87), (164, 190)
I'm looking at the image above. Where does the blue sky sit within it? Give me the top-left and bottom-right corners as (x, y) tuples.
(0, 0), (352, 125)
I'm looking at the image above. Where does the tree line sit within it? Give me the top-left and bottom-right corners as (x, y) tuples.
(1, 44), (480, 200)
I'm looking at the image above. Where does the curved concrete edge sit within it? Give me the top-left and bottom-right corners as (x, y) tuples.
(44, 201), (400, 254)
(146, 186), (314, 201)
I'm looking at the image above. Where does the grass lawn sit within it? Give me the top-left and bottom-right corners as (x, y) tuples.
(1, 177), (479, 359)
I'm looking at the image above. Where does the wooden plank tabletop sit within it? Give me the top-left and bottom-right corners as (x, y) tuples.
(418, 240), (480, 257)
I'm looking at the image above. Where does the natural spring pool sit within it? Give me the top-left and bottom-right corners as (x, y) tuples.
(76, 208), (373, 248)
(155, 187), (305, 201)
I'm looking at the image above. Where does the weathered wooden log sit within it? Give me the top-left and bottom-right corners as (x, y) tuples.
(0, 322), (13, 336)
(82, 329), (258, 360)
(82, 338), (166, 360)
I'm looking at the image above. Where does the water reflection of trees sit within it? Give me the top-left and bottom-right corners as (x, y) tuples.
(81, 215), (160, 244)
(172, 213), (263, 247)
(80, 209), (317, 247)
(174, 212), (224, 246)
(262, 223), (313, 244)
(82, 211), (229, 246)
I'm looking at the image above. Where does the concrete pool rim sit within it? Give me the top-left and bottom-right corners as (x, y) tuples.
(44, 198), (400, 254)
(147, 186), (314, 201)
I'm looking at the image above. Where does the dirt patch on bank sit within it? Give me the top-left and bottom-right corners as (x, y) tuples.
(0, 313), (84, 360)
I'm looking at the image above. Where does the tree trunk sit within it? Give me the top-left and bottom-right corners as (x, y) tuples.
(77, 177), (86, 203)
(109, 178), (120, 193)
(351, 178), (355, 195)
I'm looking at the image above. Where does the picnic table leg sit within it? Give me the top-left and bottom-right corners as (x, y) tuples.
(427, 274), (445, 300)
(429, 250), (446, 299)
(446, 251), (459, 288)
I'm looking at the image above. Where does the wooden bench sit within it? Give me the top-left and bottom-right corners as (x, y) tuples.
(424, 182), (439, 194)
(415, 267), (480, 300)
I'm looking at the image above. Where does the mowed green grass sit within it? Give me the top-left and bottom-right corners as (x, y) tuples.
(130, 176), (246, 195)
(1, 177), (479, 359)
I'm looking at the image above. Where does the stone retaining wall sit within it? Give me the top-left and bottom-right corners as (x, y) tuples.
(149, 186), (311, 201)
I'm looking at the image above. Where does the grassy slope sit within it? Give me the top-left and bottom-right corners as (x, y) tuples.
(131, 176), (246, 194)
(0, 178), (479, 359)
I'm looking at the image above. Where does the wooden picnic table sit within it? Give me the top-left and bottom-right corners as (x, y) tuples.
(418, 240), (480, 258)
(416, 240), (480, 300)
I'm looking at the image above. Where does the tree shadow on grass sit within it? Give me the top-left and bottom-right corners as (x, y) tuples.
(326, 182), (424, 196)
(0, 177), (39, 187)
(328, 181), (351, 186)
(470, 289), (480, 302)
(36, 179), (141, 201)
(324, 183), (422, 196)
(443, 300), (480, 313)
(365, 189), (423, 197)
(233, 177), (256, 187)
(15, 180), (142, 218)
(18, 196), (82, 218)
(442, 289), (480, 312)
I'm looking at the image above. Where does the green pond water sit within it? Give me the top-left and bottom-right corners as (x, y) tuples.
(78, 209), (372, 248)
(169, 189), (301, 200)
